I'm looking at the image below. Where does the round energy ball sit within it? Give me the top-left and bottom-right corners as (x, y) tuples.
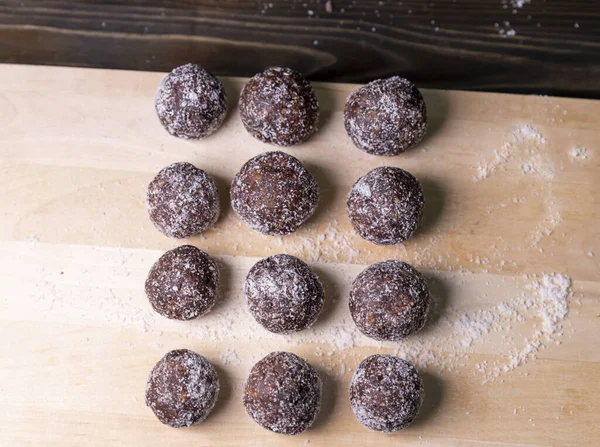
(239, 67), (319, 146)
(349, 260), (430, 341)
(344, 76), (427, 155)
(346, 166), (424, 245)
(243, 351), (321, 435)
(350, 354), (423, 433)
(145, 245), (219, 320)
(244, 254), (324, 334)
(230, 151), (319, 235)
(155, 63), (227, 139)
(147, 162), (220, 238)
(145, 349), (220, 428)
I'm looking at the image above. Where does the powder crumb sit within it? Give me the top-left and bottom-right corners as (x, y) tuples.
(511, 124), (547, 144)
(474, 124), (550, 182)
(569, 146), (588, 162)
(510, 0), (531, 8)
(537, 274), (571, 333)
(588, 251), (594, 257)
(474, 150), (510, 181)
(220, 349), (241, 366)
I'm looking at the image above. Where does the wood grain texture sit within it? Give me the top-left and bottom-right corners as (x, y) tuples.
(0, 64), (599, 446)
(1, 1), (600, 97)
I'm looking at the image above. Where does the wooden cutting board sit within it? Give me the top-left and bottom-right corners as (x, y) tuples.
(0, 64), (598, 446)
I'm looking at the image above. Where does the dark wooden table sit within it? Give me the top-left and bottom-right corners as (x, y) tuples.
(1, 0), (599, 98)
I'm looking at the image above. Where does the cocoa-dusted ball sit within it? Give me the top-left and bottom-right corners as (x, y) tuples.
(155, 63), (227, 139)
(350, 354), (423, 433)
(346, 166), (424, 245)
(239, 67), (319, 146)
(344, 76), (427, 155)
(243, 351), (321, 435)
(244, 254), (324, 334)
(349, 260), (430, 341)
(145, 349), (220, 428)
(230, 151), (319, 235)
(145, 245), (219, 320)
(147, 162), (220, 238)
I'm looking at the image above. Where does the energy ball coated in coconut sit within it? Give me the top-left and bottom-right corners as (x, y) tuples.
(243, 351), (321, 435)
(350, 354), (423, 433)
(239, 67), (319, 146)
(155, 63), (227, 139)
(346, 166), (424, 245)
(145, 349), (220, 428)
(145, 245), (220, 320)
(344, 76), (427, 155)
(349, 260), (430, 341)
(244, 254), (325, 334)
(230, 151), (319, 235)
(147, 162), (220, 238)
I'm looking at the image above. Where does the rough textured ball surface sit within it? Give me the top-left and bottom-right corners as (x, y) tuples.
(147, 162), (220, 238)
(155, 63), (227, 139)
(344, 76), (427, 155)
(145, 245), (219, 320)
(349, 260), (430, 341)
(346, 166), (424, 245)
(244, 254), (324, 334)
(243, 351), (321, 435)
(239, 67), (319, 146)
(230, 151), (319, 235)
(350, 354), (423, 433)
(145, 349), (220, 428)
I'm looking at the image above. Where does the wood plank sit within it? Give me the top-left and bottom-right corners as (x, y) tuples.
(0, 64), (599, 445)
(1, 0), (600, 97)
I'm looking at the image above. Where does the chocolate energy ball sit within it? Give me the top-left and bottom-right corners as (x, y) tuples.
(344, 76), (427, 155)
(145, 245), (219, 320)
(155, 63), (227, 139)
(145, 349), (220, 428)
(350, 354), (423, 433)
(349, 260), (430, 341)
(244, 254), (324, 334)
(147, 162), (220, 238)
(239, 67), (319, 146)
(346, 166), (424, 245)
(243, 351), (321, 435)
(230, 151), (319, 235)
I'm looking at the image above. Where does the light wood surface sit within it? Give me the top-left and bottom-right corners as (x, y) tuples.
(0, 64), (598, 446)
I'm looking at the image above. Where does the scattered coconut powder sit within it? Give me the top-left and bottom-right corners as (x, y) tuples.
(395, 272), (571, 382)
(220, 349), (242, 366)
(11, 240), (572, 384)
(474, 124), (551, 181)
(8, 115), (580, 386)
(473, 122), (563, 250)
